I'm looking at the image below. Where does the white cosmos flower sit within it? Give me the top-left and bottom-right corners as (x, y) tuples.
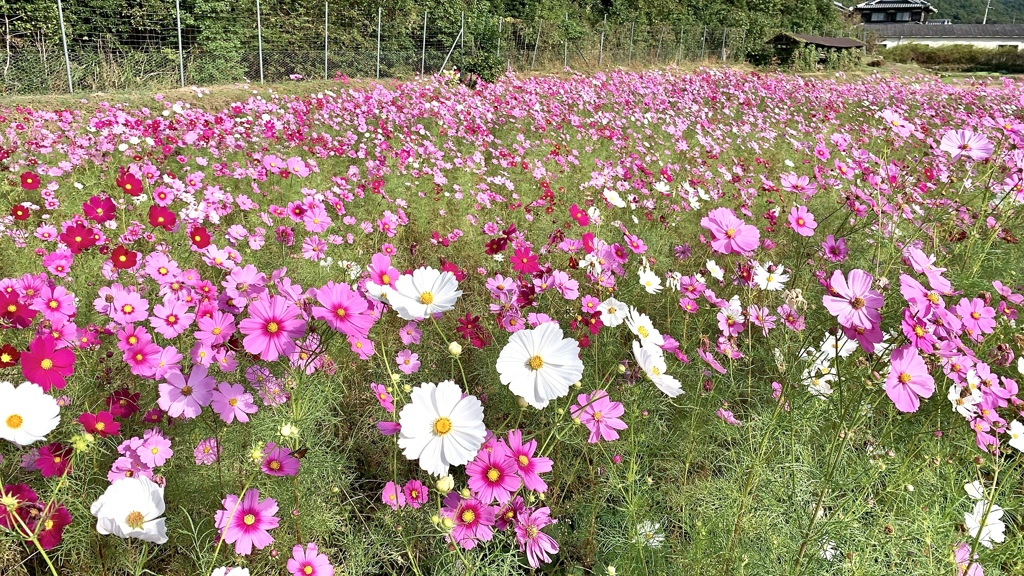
(633, 520), (665, 548)
(964, 481), (986, 501)
(604, 189), (627, 208)
(947, 383), (982, 419)
(964, 500), (1005, 549)
(597, 297), (629, 327)
(495, 322), (584, 409)
(632, 341), (682, 397)
(389, 267), (463, 320)
(706, 259), (724, 282)
(397, 380), (485, 477)
(1007, 420), (1024, 452)
(638, 267), (662, 294)
(753, 262), (790, 291)
(90, 476), (168, 544)
(0, 381), (60, 447)
(626, 307), (664, 348)
(211, 568), (250, 576)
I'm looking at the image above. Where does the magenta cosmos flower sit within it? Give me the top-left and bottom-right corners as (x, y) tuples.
(288, 542), (334, 576)
(466, 444), (521, 504)
(215, 489), (280, 556)
(940, 129), (994, 162)
(261, 442), (300, 477)
(506, 429), (553, 492)
(21, 335), (76, 392)
(570, 390), (628, 443)
(700, 207), (760, 255)
(885, 345), (935, 412)
(515, 507), (560, 569)
(239, 294), (307, 361)
(403, 480), (429, 509)
(210, 382), (258, 424)
(442, 492), (496, 550)
(158, 364), (215, 419)
(821, 269), (883, 330)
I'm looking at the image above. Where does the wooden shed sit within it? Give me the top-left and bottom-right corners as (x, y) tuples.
(768, 33), (867, 63)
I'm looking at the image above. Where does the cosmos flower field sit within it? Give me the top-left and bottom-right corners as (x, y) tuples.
(1, 68), (1024, 576)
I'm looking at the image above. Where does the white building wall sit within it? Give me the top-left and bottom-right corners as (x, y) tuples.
(880, 37), (1024, 50)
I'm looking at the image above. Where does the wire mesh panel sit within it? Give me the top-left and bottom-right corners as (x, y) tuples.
(0, 1), (853, 95)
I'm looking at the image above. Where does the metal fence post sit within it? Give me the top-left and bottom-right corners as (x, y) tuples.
(376, 6), (381, 79)
(627, 21), (635, 65)
(721, 28), (727, 61)
(701, 26), (706, 60)
(598, 15), (605, 67)
(460, 11), (465, 56)
(324, 1), (329, 80)
(421, 10), (427, 74)
(676, 25), (683, 65)
(175, 0), (184, 87)
(655, 26), (664, 62)
(57, 0), (73, 93)
(497, 17), (502, 59)
(531, 22), (540, 69)
(563, 13), (568, 69)
(256, 0), (264, 83)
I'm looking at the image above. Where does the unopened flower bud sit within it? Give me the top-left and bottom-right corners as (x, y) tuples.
(460, 488), (471, 498)
(280, 423), (299, 438)
(448, 341), (463, 357)
(435, 475), (455, 492)
(441, 516), (454, 530)
(516, 396), (529, 409)
(607, 567), (617, 575)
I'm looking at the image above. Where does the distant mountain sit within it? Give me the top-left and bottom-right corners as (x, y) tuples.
(920, 0), (1024, 24)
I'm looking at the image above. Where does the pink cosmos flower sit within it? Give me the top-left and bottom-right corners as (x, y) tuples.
(215, 489), (279, 556)
(211, 382), (258, 424)
(22, 335), (76, 392)
(822, 269), (883, 329)
(123, 341), (163, 377)
(312, 282), (373, 337)
(955, 298), (996, 339)
(403, 480), (429, 509)
(940, 129), (994, 162)
(381, 481), (406, 510)
(511, 247), (541, 274)
(36, 442), (73, 477)
(700, 207), (760, 255)
(399, 321), (421, 345)
(514, 507), (559, 569)
(787, 206), (817, 237)
(395, 349), (420, 374)
(195, 437), (219, 465)
(151, 297), (195, 339)
(954, 542), (984, 576)
(195, 311), (235, 347)
(570, 390), (628, 443)
(370, 382), (394, 412)
(261, 443), (300, 477)
(506, 429), (553, 492)
(287, 542), (334, 576)
(137, 433), (173, 467)
(466, 444), (521, 504)
(110, 292), (149, 324)
(442, 492), (496, 550)
(32, 285), (75, 323)
(885, 345), (935, 412)
(158, 364), (215, 419)
(239, 295), (307, 361)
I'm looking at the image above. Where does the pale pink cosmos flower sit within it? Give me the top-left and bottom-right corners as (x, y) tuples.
(158, 364), (215, 419)
(381, 481), (405, 510)
(570, 390), (627, 443)
(514, 507), (559, 569)
(312, 281), (373, 338)
(788, 206), (817, 237)
(287, 542), (334, 576)
(822, 269), (883, 330)
(940, 129), (994, 162)
(700, 207), (760, 255)
(885, 345), (935, 413)
(210, 382), (258, 424)
(395, 349), (420, 375)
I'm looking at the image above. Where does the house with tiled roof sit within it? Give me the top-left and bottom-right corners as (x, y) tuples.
(852, 0), (937, 24)
(864, 23), (1024, 50)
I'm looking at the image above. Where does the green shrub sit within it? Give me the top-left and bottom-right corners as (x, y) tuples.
(454, 52), (505, 83)
(880, 43), (1024, 73)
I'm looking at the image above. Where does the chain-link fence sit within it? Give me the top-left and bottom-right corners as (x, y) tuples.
(0, 1), (854, 95)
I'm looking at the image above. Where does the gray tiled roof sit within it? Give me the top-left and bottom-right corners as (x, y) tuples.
(853, 0), (937, 11)
(863, 24), (1024, 38)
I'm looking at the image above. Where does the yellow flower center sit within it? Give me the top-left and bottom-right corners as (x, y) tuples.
(40, 359), (54, 370)
(123, 304), (134, 313)
(181, 385), (193, 396)
(527, 525), (539, 539)
(266, 322), (279, 333)
(6, 414), (23, 429)
(971, 311), (981, 320)
(228, 398), (238, 406)
(381, 274), (391, 284)
(518, 455), (529, 466)
(850, 297), (865, 310)
(637, 326), (649, 339)
(593, 411), (603, 421)
(167, 315), (176, 323)
(419, 291), (434, 305)
(486, 468), (501, 482)
(212, 327), (222, 335)
(243, 514), (256, 526)
(269, 460), (281, 470)
(336, 308), (346, 317)
(433, 417), (453, 435)
(898, 373), (912, 385)
(528, 355), (544, 370)
(95, 421), (106, 431)
(5, 304), (15, 312)
(125, 511), (145, 529)
(461, 509), (476, 523)
(48, 300), (58, 309)
(726, 228), (736, 238)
